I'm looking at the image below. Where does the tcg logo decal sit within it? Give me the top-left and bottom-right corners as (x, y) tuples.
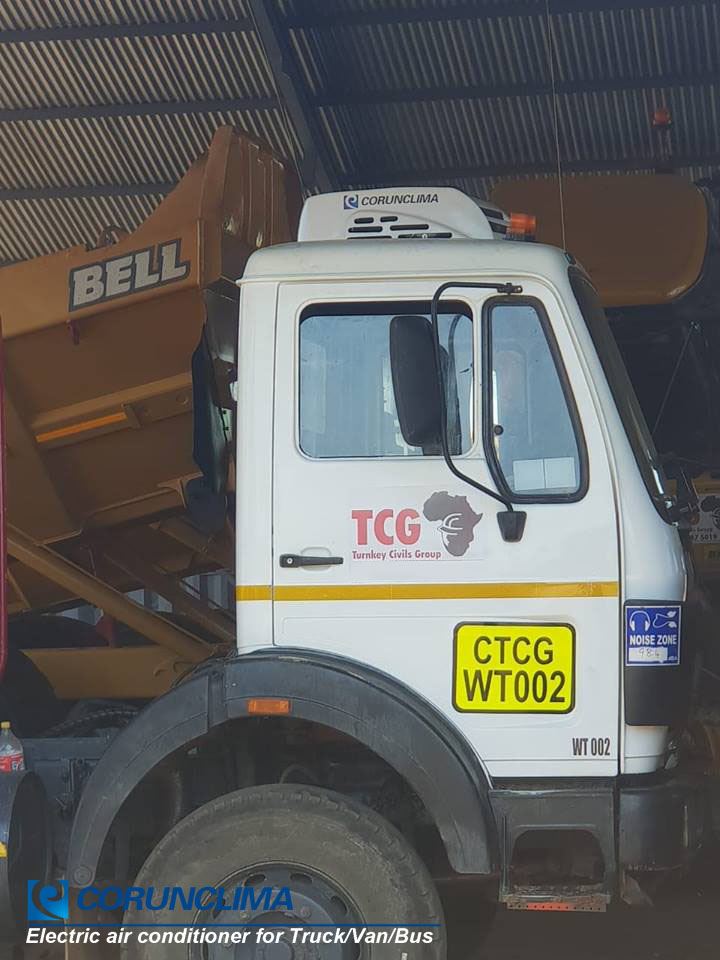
(351, 492), (482, 562)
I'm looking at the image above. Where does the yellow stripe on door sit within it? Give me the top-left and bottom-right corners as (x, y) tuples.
(235, 581), (619, 602)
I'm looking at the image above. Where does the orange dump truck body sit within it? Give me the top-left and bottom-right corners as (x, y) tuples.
(0, 127), (299, 613)
(491, 174), (708, 307)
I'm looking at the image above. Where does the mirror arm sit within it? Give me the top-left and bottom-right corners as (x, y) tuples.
(430, 280), (527, 541)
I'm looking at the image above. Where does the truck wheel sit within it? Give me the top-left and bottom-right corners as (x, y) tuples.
(123, 784), (445, 959)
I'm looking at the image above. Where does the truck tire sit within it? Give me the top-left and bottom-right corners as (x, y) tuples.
(122, 784), (445, 959)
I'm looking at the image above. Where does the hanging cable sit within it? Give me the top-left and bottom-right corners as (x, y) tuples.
(652, 321), (698, 437)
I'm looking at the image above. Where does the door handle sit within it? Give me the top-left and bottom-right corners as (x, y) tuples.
(280, 554), (344, 568)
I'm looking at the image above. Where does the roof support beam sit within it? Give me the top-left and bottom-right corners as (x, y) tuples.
(315, 70), (720, 108)
(345, 152), (720, 186)
(285, 0), (706, 30)
(0, 18), (254, 43)
(0, 97), (277, 123)
(247, 0), (335, 192)
(5, 148), (718, 204)
(0, 184), (172, 201)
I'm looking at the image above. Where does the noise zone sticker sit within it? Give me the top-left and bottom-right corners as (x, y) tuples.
(453, 622), (575, 713)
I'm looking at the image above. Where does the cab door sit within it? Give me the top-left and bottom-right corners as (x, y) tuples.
(271, 278), (620, 778)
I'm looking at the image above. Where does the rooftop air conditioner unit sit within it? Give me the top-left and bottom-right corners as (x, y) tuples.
(298, 187), (510, 242)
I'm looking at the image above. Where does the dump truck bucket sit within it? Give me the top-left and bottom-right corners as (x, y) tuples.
(0, 127), (301, 611)
(0, 126), (299, 614)
(491, 174), (708, 308)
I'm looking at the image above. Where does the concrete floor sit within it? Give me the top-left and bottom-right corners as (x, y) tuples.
(482, 893), (716, 960)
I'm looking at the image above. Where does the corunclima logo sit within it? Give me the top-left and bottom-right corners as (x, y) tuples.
(27, 882), (293, 922)
(27, 881), (69, 923)
(343, 194), (359, 209)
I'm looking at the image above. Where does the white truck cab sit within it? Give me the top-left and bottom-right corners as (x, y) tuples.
(237, 187), (685, 772)
(229, 187), (703, 914)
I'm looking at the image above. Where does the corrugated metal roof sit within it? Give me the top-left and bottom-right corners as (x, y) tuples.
(288, 2), (720, 182)
(0, 0), (718, 261)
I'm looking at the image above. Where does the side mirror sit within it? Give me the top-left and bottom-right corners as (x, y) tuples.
(389, 315), (443, 449)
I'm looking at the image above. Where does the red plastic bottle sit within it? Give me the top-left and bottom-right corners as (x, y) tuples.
(0, 721), (24, 772)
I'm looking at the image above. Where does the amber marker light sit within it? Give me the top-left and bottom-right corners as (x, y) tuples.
(507, 212), (537, 240)
(247, 697), (292, 715)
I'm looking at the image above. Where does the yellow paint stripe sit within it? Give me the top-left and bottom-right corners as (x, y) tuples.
(35, 411), (128, 444)
(236, 581), (618, 602)
(236, 585), (273, 601)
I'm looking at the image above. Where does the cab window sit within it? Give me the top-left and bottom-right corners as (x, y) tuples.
(484, 299), (585, 500)
(299, 301), (473, 459)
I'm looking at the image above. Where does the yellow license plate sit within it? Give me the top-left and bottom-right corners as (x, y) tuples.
(453, 623), (575, 713)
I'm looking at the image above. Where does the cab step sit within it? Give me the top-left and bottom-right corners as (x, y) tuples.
(503, 887), (609, 913)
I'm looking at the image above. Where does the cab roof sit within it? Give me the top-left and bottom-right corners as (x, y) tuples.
(240, 238), (574, 285)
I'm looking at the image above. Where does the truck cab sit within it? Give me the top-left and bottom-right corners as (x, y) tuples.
(238, 187), (686, 775)
(226, 187), (703, 913)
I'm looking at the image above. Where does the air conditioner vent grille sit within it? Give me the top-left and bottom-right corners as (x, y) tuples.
(345, 218), (454, 239)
